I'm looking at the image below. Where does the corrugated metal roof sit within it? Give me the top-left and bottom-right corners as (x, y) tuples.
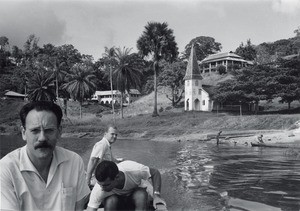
(200, 52), (247, 63)
(4, 91), (26, 97)
(281, 54), (299, 60)
(128, 89), (141, 94)
(94, 89), (141, 96)
(202, 85), (215, 95)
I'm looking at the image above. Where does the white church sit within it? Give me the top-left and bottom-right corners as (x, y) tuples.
(184, 45), (214, 112)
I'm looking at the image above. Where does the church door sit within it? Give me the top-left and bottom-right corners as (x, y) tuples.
(194, 99), (200, 110)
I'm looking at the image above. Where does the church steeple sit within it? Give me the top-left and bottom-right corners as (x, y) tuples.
(184, 44), (203, 80)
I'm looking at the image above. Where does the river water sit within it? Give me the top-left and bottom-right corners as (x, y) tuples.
(1, 135), (300, 211)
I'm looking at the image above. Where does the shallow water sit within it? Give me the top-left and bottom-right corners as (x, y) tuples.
(174, 142), (300, 210)
(1, 135), (300, 210)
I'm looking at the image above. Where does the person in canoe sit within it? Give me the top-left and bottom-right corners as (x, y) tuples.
(86, 160), (167, 211)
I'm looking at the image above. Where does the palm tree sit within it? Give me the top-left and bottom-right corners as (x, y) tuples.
(61, 63), (97, 118)
(137, 22), (178, 117)
(49, 58), (66, 102)
(36, 45), (68, 106)
(113, 47), (143, 118)
(102, 47), (116, 124)
(27, 68), (56, 102)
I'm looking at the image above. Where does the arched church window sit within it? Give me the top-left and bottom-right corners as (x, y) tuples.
(195, 80), (198, 86)
(202, 100), (205, 105)
(186, 99), (189, 110)
(198, 89), (202, 95)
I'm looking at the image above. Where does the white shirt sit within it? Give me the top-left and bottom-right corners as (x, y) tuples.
(0, 146), (90, 211)
(87, 160), (151, 208)
(90, 137), (114, 162)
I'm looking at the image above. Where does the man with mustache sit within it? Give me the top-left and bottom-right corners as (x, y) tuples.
(0, 101), (90, 211)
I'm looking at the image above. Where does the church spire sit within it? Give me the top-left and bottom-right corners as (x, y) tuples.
(184, 44), (203, 80)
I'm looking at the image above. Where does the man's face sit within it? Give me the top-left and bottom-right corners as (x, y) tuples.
(105, 127), (118, 144)
(98, 177), (117, 192)
(21, 109), (61, 162)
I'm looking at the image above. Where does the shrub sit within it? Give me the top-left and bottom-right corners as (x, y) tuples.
(217, 65), (227, 74)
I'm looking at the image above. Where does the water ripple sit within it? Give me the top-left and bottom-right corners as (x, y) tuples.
(172, 142), (300, 210)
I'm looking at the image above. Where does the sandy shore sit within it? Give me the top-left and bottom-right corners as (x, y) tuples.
(3, 127), (300, 147)
(60, 128), (300, 147)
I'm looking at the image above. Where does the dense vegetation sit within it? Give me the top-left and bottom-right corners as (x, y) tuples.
(0, 24), (300, 116)
(213, 57), (300, 111)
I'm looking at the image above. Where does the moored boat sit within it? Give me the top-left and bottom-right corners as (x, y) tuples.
(251, 142), (291, 148)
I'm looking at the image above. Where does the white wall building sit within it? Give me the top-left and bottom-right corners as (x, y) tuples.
(184, 45), (214, 111)
(92, 89), (141, 105)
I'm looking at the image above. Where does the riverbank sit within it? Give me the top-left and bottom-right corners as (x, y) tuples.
(47, 113), (300, 151)
(61, 128), (300, 149)
(1, 99), (300, 148)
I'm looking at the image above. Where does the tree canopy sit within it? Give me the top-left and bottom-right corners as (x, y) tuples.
(137, 21), (178, 116)
(61, 63), (97, 118)
(183, 36), (222, 61)
(213, 56), (300, 110)
(235, 39), (256, 61)
(158, 60), (186, 106)
(27, 68), (56, 102)
(113, 47), (144, 118)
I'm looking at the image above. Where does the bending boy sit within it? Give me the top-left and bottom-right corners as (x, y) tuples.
(87, 160), (167, 211)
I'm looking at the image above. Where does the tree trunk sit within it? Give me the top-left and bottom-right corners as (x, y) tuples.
(63, 98), (68, 117)
(152, 62), (159, 117)
(255, 100), (259, 114)
(172, 88), (175, 107)
(79, 101), (82, 119)
(110, 65), (116, 124)
(56, 76), (59, 102)
(121, 92), (124, 119)
(288, 102), (291, 110)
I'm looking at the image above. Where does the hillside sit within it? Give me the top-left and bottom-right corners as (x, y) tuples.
(1, 72), (300, 141)
(123, 72), (232, 117)
(2, 86), (300, 143)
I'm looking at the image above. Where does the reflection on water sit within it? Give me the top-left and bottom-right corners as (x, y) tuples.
(173, 141), (300, 211)
(1, 135), (300, 210)
(174, 143), (214, 191)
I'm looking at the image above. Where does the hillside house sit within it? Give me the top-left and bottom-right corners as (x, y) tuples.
(200, 51), (253, 73)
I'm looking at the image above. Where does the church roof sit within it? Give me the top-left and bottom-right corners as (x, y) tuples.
(202, 84), (215, 95)
(184, 44), (203, 80)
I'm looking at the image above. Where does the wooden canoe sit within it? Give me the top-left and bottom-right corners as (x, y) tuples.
(251, 142), (291, 148)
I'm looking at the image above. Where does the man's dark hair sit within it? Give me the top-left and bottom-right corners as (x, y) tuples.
(95, 160), (119, 182)
(20, 101), (63, 128)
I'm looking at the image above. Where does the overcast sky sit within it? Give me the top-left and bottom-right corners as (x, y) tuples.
(1, 0), (300, 60)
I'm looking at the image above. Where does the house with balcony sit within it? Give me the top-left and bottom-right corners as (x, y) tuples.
(199, 51), (253, 73)
(92, 89), (141, 105)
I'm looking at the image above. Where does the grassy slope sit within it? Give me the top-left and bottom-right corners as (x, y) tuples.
(0, 99), (27, 134)
(1, 98), (300, 140)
